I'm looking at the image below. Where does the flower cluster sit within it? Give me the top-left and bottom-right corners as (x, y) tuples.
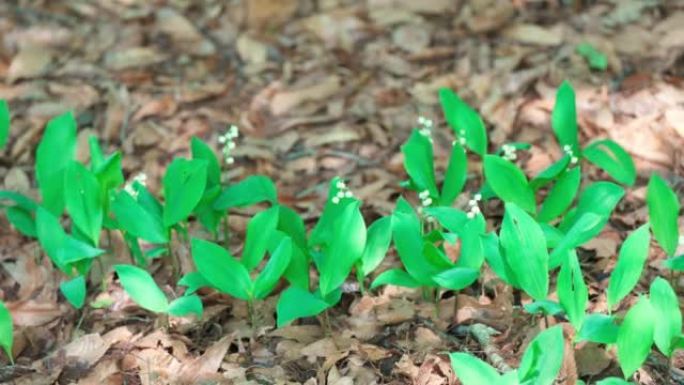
(466, 193), (482, 219)
(218, 124), (239, 165)
(562, 144), (579, 165)
(501, 144), (517, 161)
(417, 116), (434, 137)
(124, 173), (148, 199)
(418, 190), (433, 207)
(331, 180), (355, 204)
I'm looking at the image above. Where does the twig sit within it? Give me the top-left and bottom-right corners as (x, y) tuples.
(456, 323), (512, 372)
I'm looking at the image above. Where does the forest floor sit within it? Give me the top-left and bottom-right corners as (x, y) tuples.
(1, 0), (684, 384)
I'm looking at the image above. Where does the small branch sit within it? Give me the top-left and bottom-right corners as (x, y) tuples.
(456, 323), (512, 373)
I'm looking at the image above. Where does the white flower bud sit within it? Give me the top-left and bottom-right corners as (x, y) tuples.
(332, 197), (340, 204)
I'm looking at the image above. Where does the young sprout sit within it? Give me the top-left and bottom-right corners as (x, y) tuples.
(466, 193), (482, 219)
(562, 144), (579, 165)
(332, 179), (354, 205)
(218, 124), (239, 165)
(123, 173), (148, 199)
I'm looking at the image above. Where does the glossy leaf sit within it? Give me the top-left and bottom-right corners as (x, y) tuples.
(617, 297), (655, 379)
(0, 100), (9, 150)
(5, 206), (36, 237)
(253, 238), (292, 299)
(557, 250), (587, 331)
(518, 326), (564, 385)
(162, 158), (208, 227)
(191, 238), (252, 301)
(560, 181), (624, 232)
(60, 275), (86, 309)
(357, 216), (392, 278)
(370, 268), (421, 289)
(433, 267), (479, 291)
(213, 175), (277, 210)
(115, 264), (169, 313)
(190, 136), (221, 187)
(64, 161), (103, 245)
(402, 129), (438, 197)
(650, 277), (681, 357)
(242, 206), (279, 271)
(178, 272), (211, 295)
(577, 313), (619, 344)
(524, 300), (563, 316)
(552, 81), (579, 153)
(607, 223), (651, 309)
(550, 213), (603, 268)
(583, 139), (636, 186)
(168, 295), (203, 318)
(439, 88), (488, 155)
(111, 190), (168, 244)
(647, 174), (680, 256)
(538, 166), (581, 222)
(0, 301), (12, 363)
(530, 155), (570, 190)
(484, 155), (535, 214)
(663, 255), (684, 271)
(276, 286), (334, 328)
(449, 352), (503, 385)
(499, 203), (549, 300)
(35, 111), (77, 215)
(439, 141), (467, 205)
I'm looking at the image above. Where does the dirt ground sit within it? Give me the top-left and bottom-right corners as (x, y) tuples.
(1, 0), (684, 384)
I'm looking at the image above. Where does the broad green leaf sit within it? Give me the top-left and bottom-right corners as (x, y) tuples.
(193, 185), (223, 234)
(607, 223), (651, 309)
(577, 313), (619, 344)
(309, 177), (353, 247)
(213, 175), (277, 210)
(5, 206), (36, 237)
(36, 206), (68, 270)
(64, 161), (103, 245)
(499, 203), (549, 300)
(424, 207), (469, 234)
(114, 264), (168, 313)
(557, 250), (587, 331)
(191, 136), (221, 187)
(357, 216), (392, 278)
(0, 100), (9, 150)
(93, 152), (124, 194)
(540, 223), (564, 248)
(518, 326), (564, 385)
(550, 213), (604, 268)
(552, 81), (579, 153)
(432, 267), (479, 291)
(168, 295), (203, 318)
(650, 277), (681, 357)
(663, 255), (684, 271)
(456, 219), (485, 269)
(401, 129), (438, 197)
(279, 233), (310, 290)
(319, 201), (366, 296)
(276, 286), (333, 328)
(439, 88), (488, 155)
(559, 181), (624, 233)
(88, 135), (105, 170)
(253, 238), (292, 299)
(0, 190), (39, 211)
(162, 158), (207, 227)
(483, 232), (517, 286)
(242, 206), (279, 270)
(524, 300), (563, 316)
(617, 297), (655, 379)
(538, 166), (581, 222)
(277, 205), (308, 251)
(60, 275), (86, 309)
(36, 111), (77, 215)
(647, 174), (680, 256)
(0, 301), (12, 363)
(596, 378), (633, 385)
(439, 141), (467, 205)
(370, 268), (421, 289)
(449, 352), (503, 385)
(484, 155), (535, 214)
(583, 139), (636, 186)
(530, 155), (571, 190)
(178, 272), (211, 295)
(576, 43), (608, 71)
(111, 190), (168, 244)
(191, 238), (252, 300)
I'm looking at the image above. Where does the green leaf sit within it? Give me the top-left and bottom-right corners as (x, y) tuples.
(617, 297), (655, 379)
(607, 223), (651, 309)
(440, 141), (467, 206)
(650, 277), (682, 357)
(191, 238), (252, 300)
(276, 286), (334, 327)
(424, 207), (469, 234)
(432, 267), (479, 291)
(558, 181), (624, 235)
(538, 166), (581, 222)
(596, 378), (634, 385)
(530, 155), (571, 190)
(552, 81), (579, 153)
(253, 238), (292, 299)
(277, 205), (308, 251)
(168, 295), (203, 318)
(524, 300), (563, 316)
(319, 201), (367, 296)
(551, 213), (603, 268)
(576, 43), (608, 71)
(663, 255), (684, 271)
(439, 88), (488, 156)
(401, 129), (438, 197)
(114, 264), (169, 313)
(647, 174), (680, 256)
(111, 190), (168, 244)
(64, 161), (103, 245)
(191, 136), (221, 187)
(0, 301), (12, 363)
(242, 206), (279, 271)
(357, 216), (392, 278)
(484, 155), (535, 214)
(499, 203), (549, 300)
(557, 250), (587, 331)
(0, 100), (9, 150)
(449, 352), (503, 385)
(5, 206), (37, 237)
(93, 152), (124, 194)
(213, 175), (277, 210)
(162, 158), (207, 227)
(370, 268), (421, 289)
(456, 219), (485, 269)
(518, 326), (564, 385)
(583, 139), (636, 186)
(60, 275), (86, 309)
(36, 111), (77, 215)
(483, 232), (517, 286)
(577, 313), (619, 344)
(178, 272), (211, 295)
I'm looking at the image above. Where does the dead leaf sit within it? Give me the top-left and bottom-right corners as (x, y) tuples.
(7, 46), (54, 83)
